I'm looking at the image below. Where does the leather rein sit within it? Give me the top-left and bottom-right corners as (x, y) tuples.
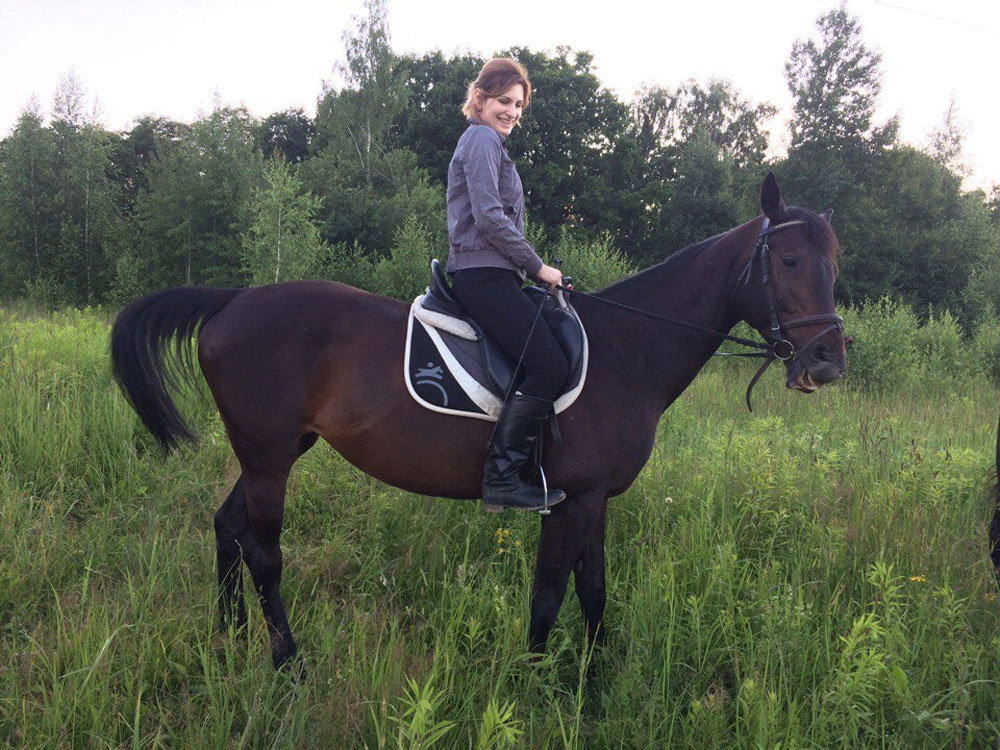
(558, 217), (844, 411)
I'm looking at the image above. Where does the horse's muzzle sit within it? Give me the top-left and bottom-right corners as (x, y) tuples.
(785, 344), (846, 393)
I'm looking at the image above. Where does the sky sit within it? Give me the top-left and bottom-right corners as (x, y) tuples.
(1, 0), (998, 190)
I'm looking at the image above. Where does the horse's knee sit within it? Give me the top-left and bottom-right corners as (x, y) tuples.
(247, 542), (283, 585)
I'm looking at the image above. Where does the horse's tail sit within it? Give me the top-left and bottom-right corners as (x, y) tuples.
(111, 286), (242, 453)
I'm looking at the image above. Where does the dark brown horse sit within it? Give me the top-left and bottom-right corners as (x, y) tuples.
(111, 174), (846, 669)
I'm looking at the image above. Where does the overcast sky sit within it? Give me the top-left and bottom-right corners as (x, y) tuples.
(2, 0), (997, 190)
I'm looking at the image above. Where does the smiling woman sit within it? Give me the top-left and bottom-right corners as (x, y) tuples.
(447, 57), (571, 512)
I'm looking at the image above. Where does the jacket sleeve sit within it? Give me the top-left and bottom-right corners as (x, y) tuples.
(462, 128), (544, 275)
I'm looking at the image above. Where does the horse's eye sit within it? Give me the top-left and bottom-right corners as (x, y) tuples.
(782, 257), (798, 268)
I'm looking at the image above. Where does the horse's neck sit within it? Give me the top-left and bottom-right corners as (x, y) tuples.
(598, 224), (753, 405)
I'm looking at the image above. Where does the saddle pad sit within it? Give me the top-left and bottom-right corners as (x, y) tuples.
(404, 297), (589, 421)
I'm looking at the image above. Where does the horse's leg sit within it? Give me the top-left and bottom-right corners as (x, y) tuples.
(239, 463), (299, 669)
(528, 490), (604, 652)
(214, 475), (248, 631)
(574, 497), (608, 649)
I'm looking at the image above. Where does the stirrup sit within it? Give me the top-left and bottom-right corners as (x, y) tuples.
(537, 466), (553, 515)
(482, 468), (565, 515)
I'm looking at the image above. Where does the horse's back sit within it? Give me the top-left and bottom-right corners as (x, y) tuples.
(197, 280), (409, 432)
(199, 280), (405, 361)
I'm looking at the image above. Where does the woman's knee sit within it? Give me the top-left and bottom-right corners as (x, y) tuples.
(523, 347), (569, 399)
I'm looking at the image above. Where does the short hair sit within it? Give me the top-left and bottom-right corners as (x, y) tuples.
(461, 58), (532, 121)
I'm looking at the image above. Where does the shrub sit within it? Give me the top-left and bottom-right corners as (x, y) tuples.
(545, 228), (635, 292)
(971, 312), (1000, 383)
(840, 298), (920, 392)
(321, 240), (375, 291)
(912, 308), (968, 380)
(370, 216), (435, 301)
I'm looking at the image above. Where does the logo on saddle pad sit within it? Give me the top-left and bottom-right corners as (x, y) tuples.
(414, 362), (448, 406)
(404, 294), (588, 421)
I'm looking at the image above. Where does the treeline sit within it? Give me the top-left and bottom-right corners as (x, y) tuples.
(1, 2), (998, 322)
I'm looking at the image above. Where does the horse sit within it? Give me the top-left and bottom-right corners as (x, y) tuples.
(111, 174), (846, 669)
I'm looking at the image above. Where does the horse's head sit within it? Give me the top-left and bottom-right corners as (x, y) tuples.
(734, 173), (846, 393)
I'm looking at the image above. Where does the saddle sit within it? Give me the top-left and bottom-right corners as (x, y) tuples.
(404, 260), (588, 421)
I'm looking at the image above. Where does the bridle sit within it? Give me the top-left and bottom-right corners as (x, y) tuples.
(555, 216), (844, 410)
(734, 217), (844, 408)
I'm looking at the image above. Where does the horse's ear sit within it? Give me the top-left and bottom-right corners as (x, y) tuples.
(821, 208), (834, 223)
(760, 172), (786, 223)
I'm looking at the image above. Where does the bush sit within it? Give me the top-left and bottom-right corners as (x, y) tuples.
(841, 298), (920, 392)
(369, 216), (435, 301)
(971, 313), (1000, 383)
(912, 308), (967, 380)
(320, 241), (375, 291)
(544, 228), (636, 291)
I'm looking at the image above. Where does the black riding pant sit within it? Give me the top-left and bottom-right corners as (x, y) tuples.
(451, 267), (569, 401)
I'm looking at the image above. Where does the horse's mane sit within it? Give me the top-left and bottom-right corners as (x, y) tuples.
(597, 206), (839, 296)
(597, 229), (731, 297)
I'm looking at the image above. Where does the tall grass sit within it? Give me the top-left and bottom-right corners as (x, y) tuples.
(3, 306), (1000, 748)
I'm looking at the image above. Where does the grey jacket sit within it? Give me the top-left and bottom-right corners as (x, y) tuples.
(445, 123), (543, 278)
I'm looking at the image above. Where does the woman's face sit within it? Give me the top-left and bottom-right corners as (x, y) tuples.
(477, 83), (525, 137)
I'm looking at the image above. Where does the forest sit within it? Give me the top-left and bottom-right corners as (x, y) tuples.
(1, 2), (997, 324)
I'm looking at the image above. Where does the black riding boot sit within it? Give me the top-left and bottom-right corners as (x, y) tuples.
(482, 393), (567, 511)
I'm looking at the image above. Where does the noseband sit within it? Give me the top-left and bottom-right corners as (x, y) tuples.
(737, 217), (844, 408)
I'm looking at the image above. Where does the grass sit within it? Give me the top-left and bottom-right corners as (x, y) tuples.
(2, 306), (1000, 748)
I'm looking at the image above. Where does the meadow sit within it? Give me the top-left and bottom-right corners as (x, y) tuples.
(2, 303), (1000, 749)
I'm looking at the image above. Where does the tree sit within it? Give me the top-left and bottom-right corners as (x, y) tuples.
(503, 47), (631, 238)
(255, 108), (315, 164)
(316, 0), (408, 186)
(132, 106), (262, 290)
(395, 50), (485, 186)
(0, 102), (59, 299)
(242, 160), (325, 284)
(927, 97), (967, 178)
(632, 79), (776, 170)
(785, 5), (894, 152)
(303, 0), (444, 258)
(48, 73), (122, 303)
(625, 79), (776, 261)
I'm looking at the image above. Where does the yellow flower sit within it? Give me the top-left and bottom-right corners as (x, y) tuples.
(909, 575), (927, 583)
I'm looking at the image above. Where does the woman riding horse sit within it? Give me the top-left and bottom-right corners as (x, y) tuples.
(111, 174), (846, 670)
(447, 57), (569, 512)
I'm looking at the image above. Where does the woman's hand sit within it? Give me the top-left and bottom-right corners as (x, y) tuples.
(535, 264), (564, 290)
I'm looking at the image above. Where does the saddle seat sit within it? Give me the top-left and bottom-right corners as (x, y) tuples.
(419, 259), (585, 399)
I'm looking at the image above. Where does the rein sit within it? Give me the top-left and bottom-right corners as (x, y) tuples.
(557, 217), (844, 411)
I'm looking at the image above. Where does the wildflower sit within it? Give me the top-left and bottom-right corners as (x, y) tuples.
(495, 527), (513, 556)
(909, 575), (927, 583)
(985, 592), (996, 603)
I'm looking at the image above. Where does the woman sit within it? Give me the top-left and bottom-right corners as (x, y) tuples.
(446, 57), (569, 512)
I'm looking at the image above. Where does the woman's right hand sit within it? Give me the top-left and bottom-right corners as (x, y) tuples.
(535, 264), (564, 290)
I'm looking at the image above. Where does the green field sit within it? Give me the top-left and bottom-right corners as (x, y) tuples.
(2, 306), (1000, 749)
